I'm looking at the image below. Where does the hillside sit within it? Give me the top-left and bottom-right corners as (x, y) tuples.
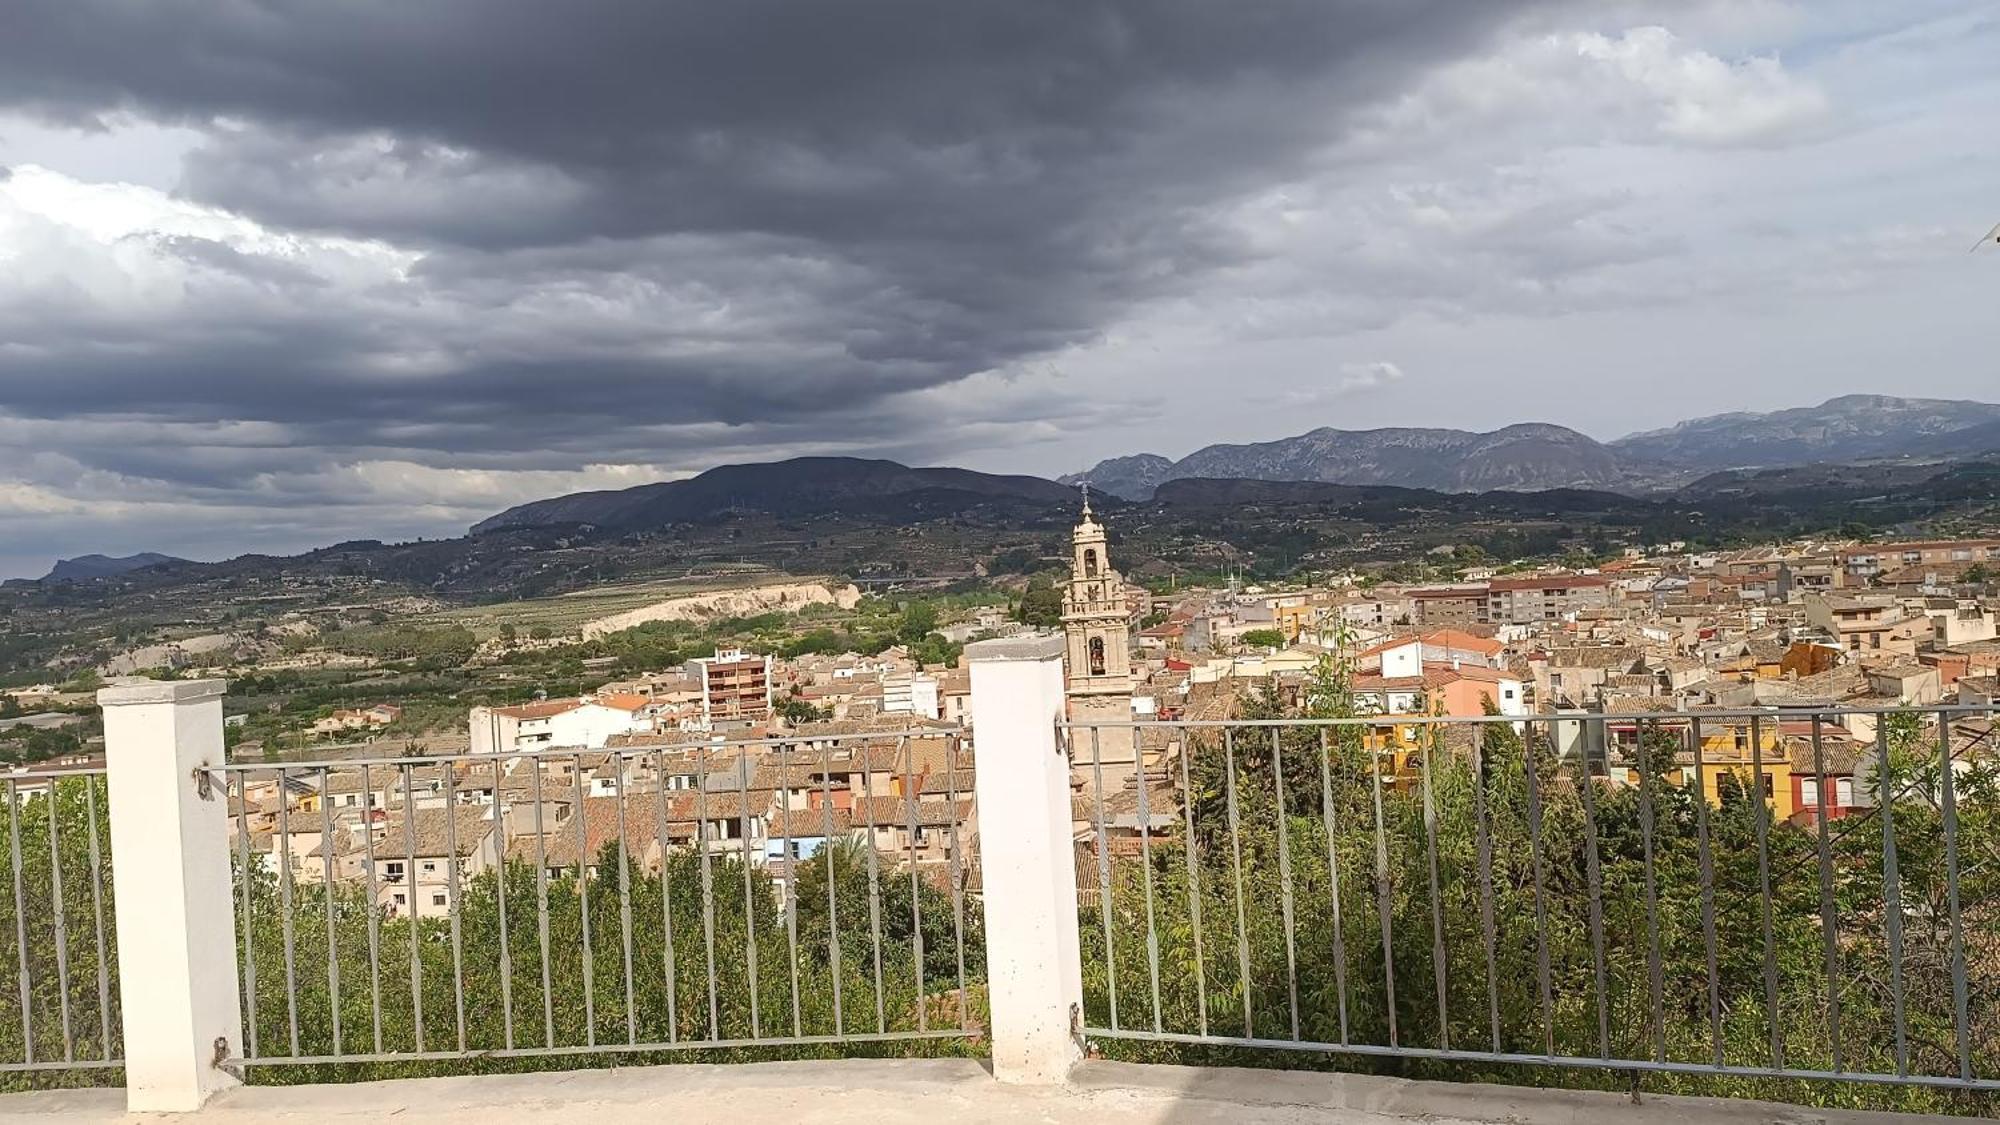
(473, 456), (1080, 534)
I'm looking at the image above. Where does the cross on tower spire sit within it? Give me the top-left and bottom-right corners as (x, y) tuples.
(1078, 479), (1092, 518)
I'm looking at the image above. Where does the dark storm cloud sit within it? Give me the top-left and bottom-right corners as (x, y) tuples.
(0, 1), (1547, 455)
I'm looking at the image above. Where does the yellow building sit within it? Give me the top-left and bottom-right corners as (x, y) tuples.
(1676, 719), (1795, 822)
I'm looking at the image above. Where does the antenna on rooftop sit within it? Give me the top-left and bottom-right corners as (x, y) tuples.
(1078, 479), (1093, 518)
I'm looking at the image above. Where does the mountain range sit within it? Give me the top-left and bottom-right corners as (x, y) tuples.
(1061, 395), (2000, 499)
(473, 456), (1078, 534)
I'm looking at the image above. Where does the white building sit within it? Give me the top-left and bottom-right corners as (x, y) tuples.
(468, 693), (653, 756)
(881, 671), (941, 719)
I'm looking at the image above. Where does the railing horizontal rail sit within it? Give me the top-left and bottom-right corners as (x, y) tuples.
(1090, 1029), (2000, 1092)
(229, 726), (963, 773)
(1062, 703), (2000, 728)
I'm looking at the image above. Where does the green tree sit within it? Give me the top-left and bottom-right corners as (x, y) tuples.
(1015, 578), (1063, 628)
(1237, 628), (1286, 650)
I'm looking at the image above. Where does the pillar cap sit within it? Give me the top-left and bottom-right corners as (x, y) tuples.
(97, 678), (227, 708)
(965, 633), (1065, 663)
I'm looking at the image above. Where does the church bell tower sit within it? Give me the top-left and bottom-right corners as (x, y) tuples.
(1062, 487), (1136, 781)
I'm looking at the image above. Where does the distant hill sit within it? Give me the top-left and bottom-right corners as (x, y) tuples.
(1067, 395), (2000, 499)
(42, 553), (185, 582)
(473, 456), (1080, 534)
(1065, 423), (1635, 500)
(1608, 394), (2000, 468)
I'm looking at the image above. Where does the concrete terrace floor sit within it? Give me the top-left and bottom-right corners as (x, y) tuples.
(0, 1059), (1965, 1124)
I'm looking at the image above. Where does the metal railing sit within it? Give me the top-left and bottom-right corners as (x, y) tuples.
(1067, 704), (2000, 1097)
(0, 769), (121, 1075)
(221, 729), (982, 1070)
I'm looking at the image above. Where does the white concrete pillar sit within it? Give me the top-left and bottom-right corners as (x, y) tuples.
(966, 635), (1083, 1084)
(98, 678), (244, 1112)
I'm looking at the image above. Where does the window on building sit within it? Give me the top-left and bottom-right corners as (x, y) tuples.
(432, 894), (447, 907)
(1836, 777), (1856, 806)
(1801, 777), (1820, 806)
(1762, 774), (1775, 799)
(1088, 636), (1106, 676)
(1083, 549), (1099, 578)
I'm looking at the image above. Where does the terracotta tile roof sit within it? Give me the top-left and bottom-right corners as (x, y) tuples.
(374, 807), (495, 859)
(1488, 575), (1609, 591)
(851, 796), (969, 829)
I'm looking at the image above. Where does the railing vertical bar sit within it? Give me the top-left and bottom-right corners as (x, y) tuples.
(1183, 732), (1211, 1039)
(402, 764), (424, 1053)
(1369, 727), (1397, 1048)
(233, 773), (258, 1061)
(1137, 735), (1163, 1034)
(736, 743), (760, 1039)
(443, 763), (466, 1055)
(360, 764), (383, 1055)
(1692, 717), (1722, 1066)
(1577, 724), (1609, 1061)
(492, 757), (515, 1052)
(1223, 728), (1253, 1038)
(1637, 720), (1665, 1064)
(819, 742), (844, 1035)
(1877, 723), (1907, 1077)
(856, 741), (887, 1035)
(83, 779), (112, 1060)
(1315, 728), (1347, 1046)
(1521, 722), (1553, 1057)
(9, 779), (31, 1065)
(695, 740), (721, 1040)
(319, 769), (342, 1058)
(1418, 726), (1447, 1053)
(1808, 714), (1841, 1073)
(614, 754), (637, 1048)
(1937, 716), (1972, 1081)
(899, 736), (926, 1034)
(277, 767), (300, 1057)
(1268, 729), (1301, 1041)
(1471, 728), (1499, 1054)
(1090, 726), (1119, 1032)
(1749, 714), (1781, 1070)
(944, 735), (968, 1032)
(47, 776), (74, 1062)
(778, 740), (802, 1039)
(574, 751), (596, 1047)
(654, 750), (679, 1044)
(530, 760), (554, 1048)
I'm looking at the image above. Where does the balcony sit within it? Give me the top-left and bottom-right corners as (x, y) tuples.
(0, 651), (1994, 1119)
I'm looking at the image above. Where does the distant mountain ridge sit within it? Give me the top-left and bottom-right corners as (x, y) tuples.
(473, 456), (1079, 534)
(1609, 394), (2000, 468)
(43, 553), (185, 582)
(1064, 422), (1636, 499)
(1065, 395), (2000, 499)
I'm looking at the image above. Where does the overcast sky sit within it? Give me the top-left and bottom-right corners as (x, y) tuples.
(2, 1), (1997, 578)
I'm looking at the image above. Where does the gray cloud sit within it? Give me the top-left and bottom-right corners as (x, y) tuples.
(1, 1), (1997, 577)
